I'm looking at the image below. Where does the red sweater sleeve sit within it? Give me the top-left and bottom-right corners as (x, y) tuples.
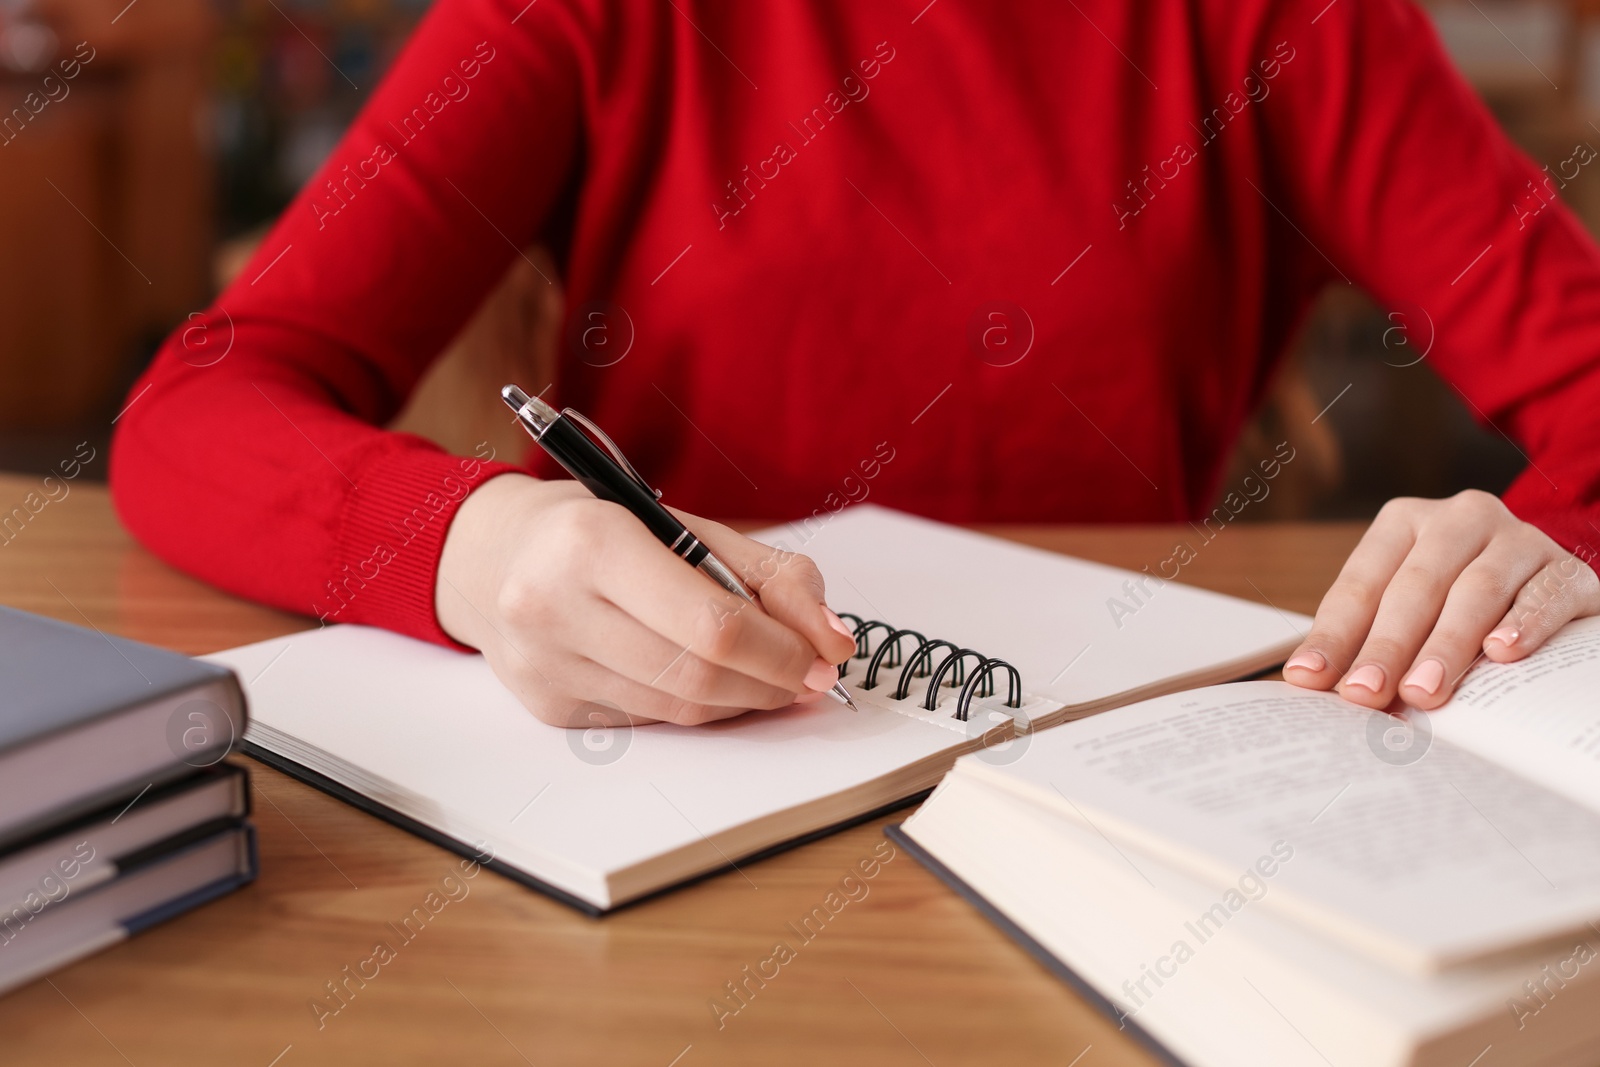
(1256, 0), (1600, 568)
(110, 0), (586, 644)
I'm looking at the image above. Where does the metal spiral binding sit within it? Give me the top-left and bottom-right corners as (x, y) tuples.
(862, 629), (925, 690)
(837, 617), (1024, 721)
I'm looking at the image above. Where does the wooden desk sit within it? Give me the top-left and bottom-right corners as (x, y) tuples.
(0, 472), (1363, 1067)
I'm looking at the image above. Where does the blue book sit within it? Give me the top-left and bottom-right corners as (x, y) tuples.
(0, 819), (258, 997)
(0, 607), (246, 848)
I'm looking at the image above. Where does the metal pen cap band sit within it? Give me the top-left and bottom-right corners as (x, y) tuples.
(501, 384), (558, 436)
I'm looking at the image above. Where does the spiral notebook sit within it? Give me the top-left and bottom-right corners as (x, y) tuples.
(206, 505), (1308, 913)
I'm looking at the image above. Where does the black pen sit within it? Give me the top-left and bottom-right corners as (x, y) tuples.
(500, 384), (857, 711)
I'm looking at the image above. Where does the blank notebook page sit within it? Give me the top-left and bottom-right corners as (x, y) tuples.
(784, 505), (1308, 709)
(213, 625), (990, 906)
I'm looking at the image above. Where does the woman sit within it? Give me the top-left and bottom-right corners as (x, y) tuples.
(111, 0), (1600, 726)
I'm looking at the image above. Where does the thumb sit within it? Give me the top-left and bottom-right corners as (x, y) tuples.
(683, 517), (858, 667)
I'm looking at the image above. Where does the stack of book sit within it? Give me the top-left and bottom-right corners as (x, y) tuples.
(0, 607), (256, 995)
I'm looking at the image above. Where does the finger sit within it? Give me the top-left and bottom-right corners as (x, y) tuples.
(1483, 554), (1600, 663)
(1395, 536), (1547, 708)
(685, 518), (858, 666)
(1284, 501), (1419, 691)
(591, 515), (830, 694)
(576, 657), (828, 726)
(1336, 523), (1493, 708)
(577, 597), (801, 710)
(528, 656), (762, 728)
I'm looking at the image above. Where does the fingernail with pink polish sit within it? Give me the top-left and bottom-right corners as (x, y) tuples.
(1285, 650), (1326, 673)
(1486, 627), (1519, 649)
(1402, 658), (1444, 696)
(804, 657), (839, 692)
(823, 607), (855, 640)
(1344, 664), (1385, 693)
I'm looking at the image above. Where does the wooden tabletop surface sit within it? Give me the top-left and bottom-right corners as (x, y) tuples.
(0, 472), (1363, 1067)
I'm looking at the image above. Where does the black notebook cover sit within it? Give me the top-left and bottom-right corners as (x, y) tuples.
(246, 740), (929, 916)
(885, 823), (1190, 1067)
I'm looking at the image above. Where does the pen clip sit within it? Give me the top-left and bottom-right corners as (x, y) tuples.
(562, 408), (663, 500)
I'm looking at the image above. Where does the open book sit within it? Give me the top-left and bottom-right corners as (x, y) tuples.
(895, 615), (1600, 1067)
(205, 505), (1307, 912)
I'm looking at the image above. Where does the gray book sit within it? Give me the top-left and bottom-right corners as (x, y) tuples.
(0, 607), (246, 848)
(0, 822), (258, 997)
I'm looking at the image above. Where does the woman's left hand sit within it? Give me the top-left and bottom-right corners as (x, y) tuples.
(1282, 489), (1600, 709)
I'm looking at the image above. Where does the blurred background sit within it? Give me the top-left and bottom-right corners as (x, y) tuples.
(0, 0), (1587, 520)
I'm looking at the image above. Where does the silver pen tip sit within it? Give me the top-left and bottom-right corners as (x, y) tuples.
(501, 384), (530, 409)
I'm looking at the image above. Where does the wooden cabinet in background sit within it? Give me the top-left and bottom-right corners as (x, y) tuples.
(0, 0), (214, 429)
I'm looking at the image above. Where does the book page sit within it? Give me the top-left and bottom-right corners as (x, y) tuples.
(907, 772), (1600, 1067)
(968, 680), (1600, 971)
(1428, 616), (1600, 813)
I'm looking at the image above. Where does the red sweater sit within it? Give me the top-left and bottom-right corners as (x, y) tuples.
(111, 0), (1600, 647)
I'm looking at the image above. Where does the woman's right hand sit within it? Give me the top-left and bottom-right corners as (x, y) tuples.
(435, 474), (858, 727)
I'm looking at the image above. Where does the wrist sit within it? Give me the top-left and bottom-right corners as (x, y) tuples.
(436, 474), (582, 648)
